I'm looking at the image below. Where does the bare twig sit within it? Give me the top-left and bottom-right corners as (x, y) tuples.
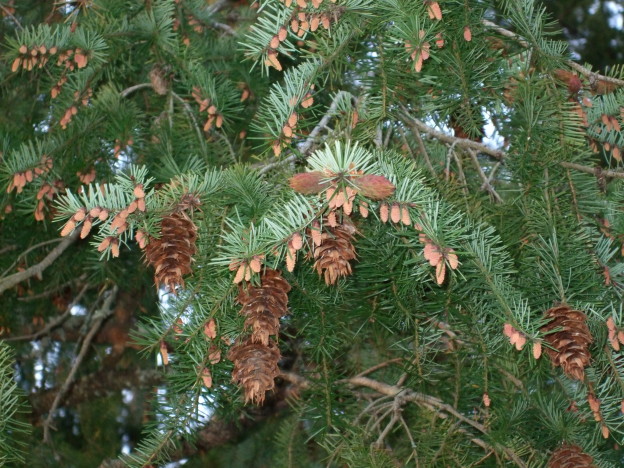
(1, 238), (63, 279)
(402, 112), (624, 179)
(402, 112), (505, 160)
(559, 161), (624, 179)
(352, 358), (404, 378)
(43, 286), (118, 443)
(483, 161), (501, 190)
(120, 82), (152, 98)
(211, 22), (236, 36)
(346, 376), (527, 467)
(5, 283), (90, 342)
(403, 118), (437, 177)
(0, 231), (79, 296)
(0, 245), (17, 256)
(0, 4), (22, 29)
(481, 19), (624, 88)
(467, 149), (503, 203)
(258, 91), (348, 175)
(450, 147), (470, 197)
(171, 91), (208, 155)
(17, 274), (87, 302)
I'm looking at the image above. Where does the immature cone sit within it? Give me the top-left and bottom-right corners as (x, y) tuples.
(237, 269), (291, 346)
(547, 444), (595, 468)
(144, 212), (197, 292)
(228, 337), (281, 405)
(313, 216), (357, 285)
(540, 305), (593, 381)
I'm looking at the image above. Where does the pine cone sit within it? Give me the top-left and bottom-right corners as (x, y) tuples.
(229, 269), (291, 404)
(313, 216), (357, 285)
(228, 338), (281, 405)
(237, 269), (291, 346)
(540, 305), (593, 381)
(548, 444), (595, 468)
(144, 212), (197, 292)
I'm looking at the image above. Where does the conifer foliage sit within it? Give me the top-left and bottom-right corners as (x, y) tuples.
(1, 0), (624, 466)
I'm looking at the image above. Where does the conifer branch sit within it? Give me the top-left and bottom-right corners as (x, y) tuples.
(401, 111), (624, 179)
(467, 148), (503, 202)
(283, 372), (526, 466)
(258, 91), (348, 175)
(5, 282), (89, 342)
(42, 286), (118, 443)
(346, 376), (527, 467)
(0, 231), (79, 296)
(171, 91), (207, 154)
(0, 4), (22, 30)
(481, 19), (624, 88)
(120, 83), (152, 98)
(0, 238), (64, 279)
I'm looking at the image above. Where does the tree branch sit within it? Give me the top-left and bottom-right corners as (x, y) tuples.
(43, 286), (119, 443)
(0, 231), (79, 296)
(257, 91), (349, 175)
(467, 149), (503, 202)
(282, 372), (526, 467)
(481, 19), (624, 88)
(401, 112), (624, 179)
(5, 282), (89, 342)
(30, 365), (163, 418)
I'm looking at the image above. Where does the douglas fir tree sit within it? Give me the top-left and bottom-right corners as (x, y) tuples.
(1, 0), (624, 466)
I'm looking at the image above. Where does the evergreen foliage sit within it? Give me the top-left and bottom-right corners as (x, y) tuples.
(1, 0), (624, 466)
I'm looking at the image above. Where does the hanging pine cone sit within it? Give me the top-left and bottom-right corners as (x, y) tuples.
(548, 444), (595, 468)
(144, 211), (197, 292)
(540, 305), (593, 381)
(228, 337), (281, 405)
(229, 269), (291, 404)
(237, 269), (291, 346)
(313, 215), (357, 285)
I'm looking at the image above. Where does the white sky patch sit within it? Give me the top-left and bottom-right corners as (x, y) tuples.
(70, 304), (87, 316)
(122, 388), (135, 404)
(606, 1), (624, 29)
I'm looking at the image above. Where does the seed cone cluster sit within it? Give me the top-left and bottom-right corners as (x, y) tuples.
(548, 444), (595, 468)
(145, 212), (197, 292)
(313, 216), (357, 285)
(228, 269), (290, 404)
(540, 305), (593, 381)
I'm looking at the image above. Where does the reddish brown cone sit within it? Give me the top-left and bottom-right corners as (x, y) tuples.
(540, 305), (593, 381)
(145, 212), (197, 292)
(548, 444), (595, 468)
(228, 338), (281, 405)
(237, 269), (291, 346)
(229, 269), (291, 405)
(313, 216), (357, 285)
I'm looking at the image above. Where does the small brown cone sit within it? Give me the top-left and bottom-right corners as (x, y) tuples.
(229, 269), (291, 404)
(540, 305), (593, 381)
(313, 216), (357, 285)
(547, 444), (595, 468)
(237, 269), (291, 346)
(228, 337), (281, 405)
(144, 211), (197, 292)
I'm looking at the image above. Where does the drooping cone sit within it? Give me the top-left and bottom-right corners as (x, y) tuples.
(237, 269), (291, 346)
(229, 269), (291, 404)
(548, 444), (595, 468)
(540, 305), (593, 381)
(145, 212), (197, 292)
(228, 337), (281, 405)
(313, 216), (357, 285)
